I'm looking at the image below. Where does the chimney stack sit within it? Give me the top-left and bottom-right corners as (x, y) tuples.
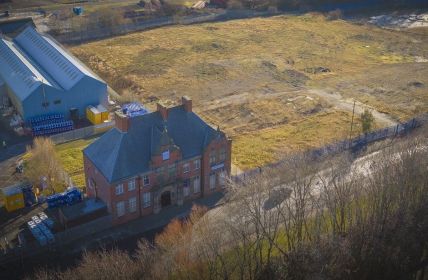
(182, 96), (192, 112)
(115, 111), (130, 132)
(157, 102), (168, 120)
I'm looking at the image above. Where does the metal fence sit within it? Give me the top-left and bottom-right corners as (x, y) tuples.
(233, 113), (428, 182)
(50, 121), (114, 144)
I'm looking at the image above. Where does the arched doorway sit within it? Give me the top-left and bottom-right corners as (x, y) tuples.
(161, 191), (171, 207)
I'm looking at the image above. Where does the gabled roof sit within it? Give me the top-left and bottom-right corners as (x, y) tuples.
(84, 106), (221, 183)
(0, 26), (106, 102)
(14, 26), (101, 90)
(0, 37), (53, 101)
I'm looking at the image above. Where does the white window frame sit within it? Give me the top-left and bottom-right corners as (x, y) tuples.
(116, 201), (125, 217)
(194, 159), (200, 170)
(115, 184), (124, 195)
(128, 179), (136, 191)
(143, 192), (151, 208)
(193, 176), (200, 194)
(209, 155), (216, 165)
(128, 197), (137, 213)
(168, 164), (176, 178)
(183, 179), (190, 197)
(219, 171), (226, 187)
(209, 173), (216, 189)
(143, 175), (150, 186)
(184, 186), (190, 197)
(183, 163), (190, 173)
(219, 148), (226, 161)
(162, 150), (170, 161)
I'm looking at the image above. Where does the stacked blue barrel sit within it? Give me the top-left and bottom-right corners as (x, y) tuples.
(30, 113), (74, 136)
(47, 187), (82, 209)
(27, 213), (55, 246)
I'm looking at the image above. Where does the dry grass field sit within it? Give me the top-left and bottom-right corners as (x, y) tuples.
(70, 14), (428, 169)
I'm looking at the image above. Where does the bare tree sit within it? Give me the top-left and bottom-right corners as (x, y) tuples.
(33, 128), (428, 280)
(24, 137), (65, 194)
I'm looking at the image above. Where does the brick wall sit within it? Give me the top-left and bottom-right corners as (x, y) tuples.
(84, 157), (112, 212)
(84, 97), (232, 225)
(85, 156), (140, 225)
(201, 135), (232, 197)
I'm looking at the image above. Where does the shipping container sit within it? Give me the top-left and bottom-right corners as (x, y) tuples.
(98, 105), (109, 122)
(86, 105), (108, 125)
(1, 184), (25, 212)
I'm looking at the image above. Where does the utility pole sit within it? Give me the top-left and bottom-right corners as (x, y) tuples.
(349, 99), (356, 145)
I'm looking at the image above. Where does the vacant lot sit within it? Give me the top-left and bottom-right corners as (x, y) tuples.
(71, 14), (428, 169)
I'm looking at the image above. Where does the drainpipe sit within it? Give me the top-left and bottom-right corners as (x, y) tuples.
(138, 176), (142, 218)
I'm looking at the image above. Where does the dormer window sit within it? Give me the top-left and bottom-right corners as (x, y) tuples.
(162, 150), (170, 161)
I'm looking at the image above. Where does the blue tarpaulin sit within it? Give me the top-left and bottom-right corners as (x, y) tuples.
(122, 102), (149, 118)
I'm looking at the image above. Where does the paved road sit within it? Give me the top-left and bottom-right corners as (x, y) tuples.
(0, 141), (30, 162)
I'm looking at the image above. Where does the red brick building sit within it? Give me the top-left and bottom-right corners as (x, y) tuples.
(83, 96), (232, 225)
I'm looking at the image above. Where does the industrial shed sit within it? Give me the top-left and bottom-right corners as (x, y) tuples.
(0, 24), (107, 122)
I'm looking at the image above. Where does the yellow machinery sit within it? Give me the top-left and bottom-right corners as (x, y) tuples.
(1, 184), (25, 212)
(86, 105), (109, 125)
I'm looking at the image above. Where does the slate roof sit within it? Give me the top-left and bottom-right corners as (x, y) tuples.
(84, 105), (221, 183)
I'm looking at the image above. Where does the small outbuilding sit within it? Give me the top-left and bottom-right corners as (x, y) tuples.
(58, 198), (108, 229)
(1, 182), (33, 212)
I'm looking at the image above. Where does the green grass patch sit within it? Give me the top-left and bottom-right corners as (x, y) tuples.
(55, 136), (99, 189)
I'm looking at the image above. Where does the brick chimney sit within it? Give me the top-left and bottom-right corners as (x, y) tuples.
(115, 111), (130, 132)
(182, 96), (192, 112)
(157, 102), (168, 120)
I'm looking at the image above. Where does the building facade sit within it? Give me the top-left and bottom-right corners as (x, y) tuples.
(83, 97), (231, 225)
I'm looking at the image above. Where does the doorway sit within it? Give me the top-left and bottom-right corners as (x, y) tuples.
(160, 191), (171, 207)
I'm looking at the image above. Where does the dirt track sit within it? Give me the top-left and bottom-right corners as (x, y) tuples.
(308, 89), (399, 126)
(198, 86), (398, 129)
